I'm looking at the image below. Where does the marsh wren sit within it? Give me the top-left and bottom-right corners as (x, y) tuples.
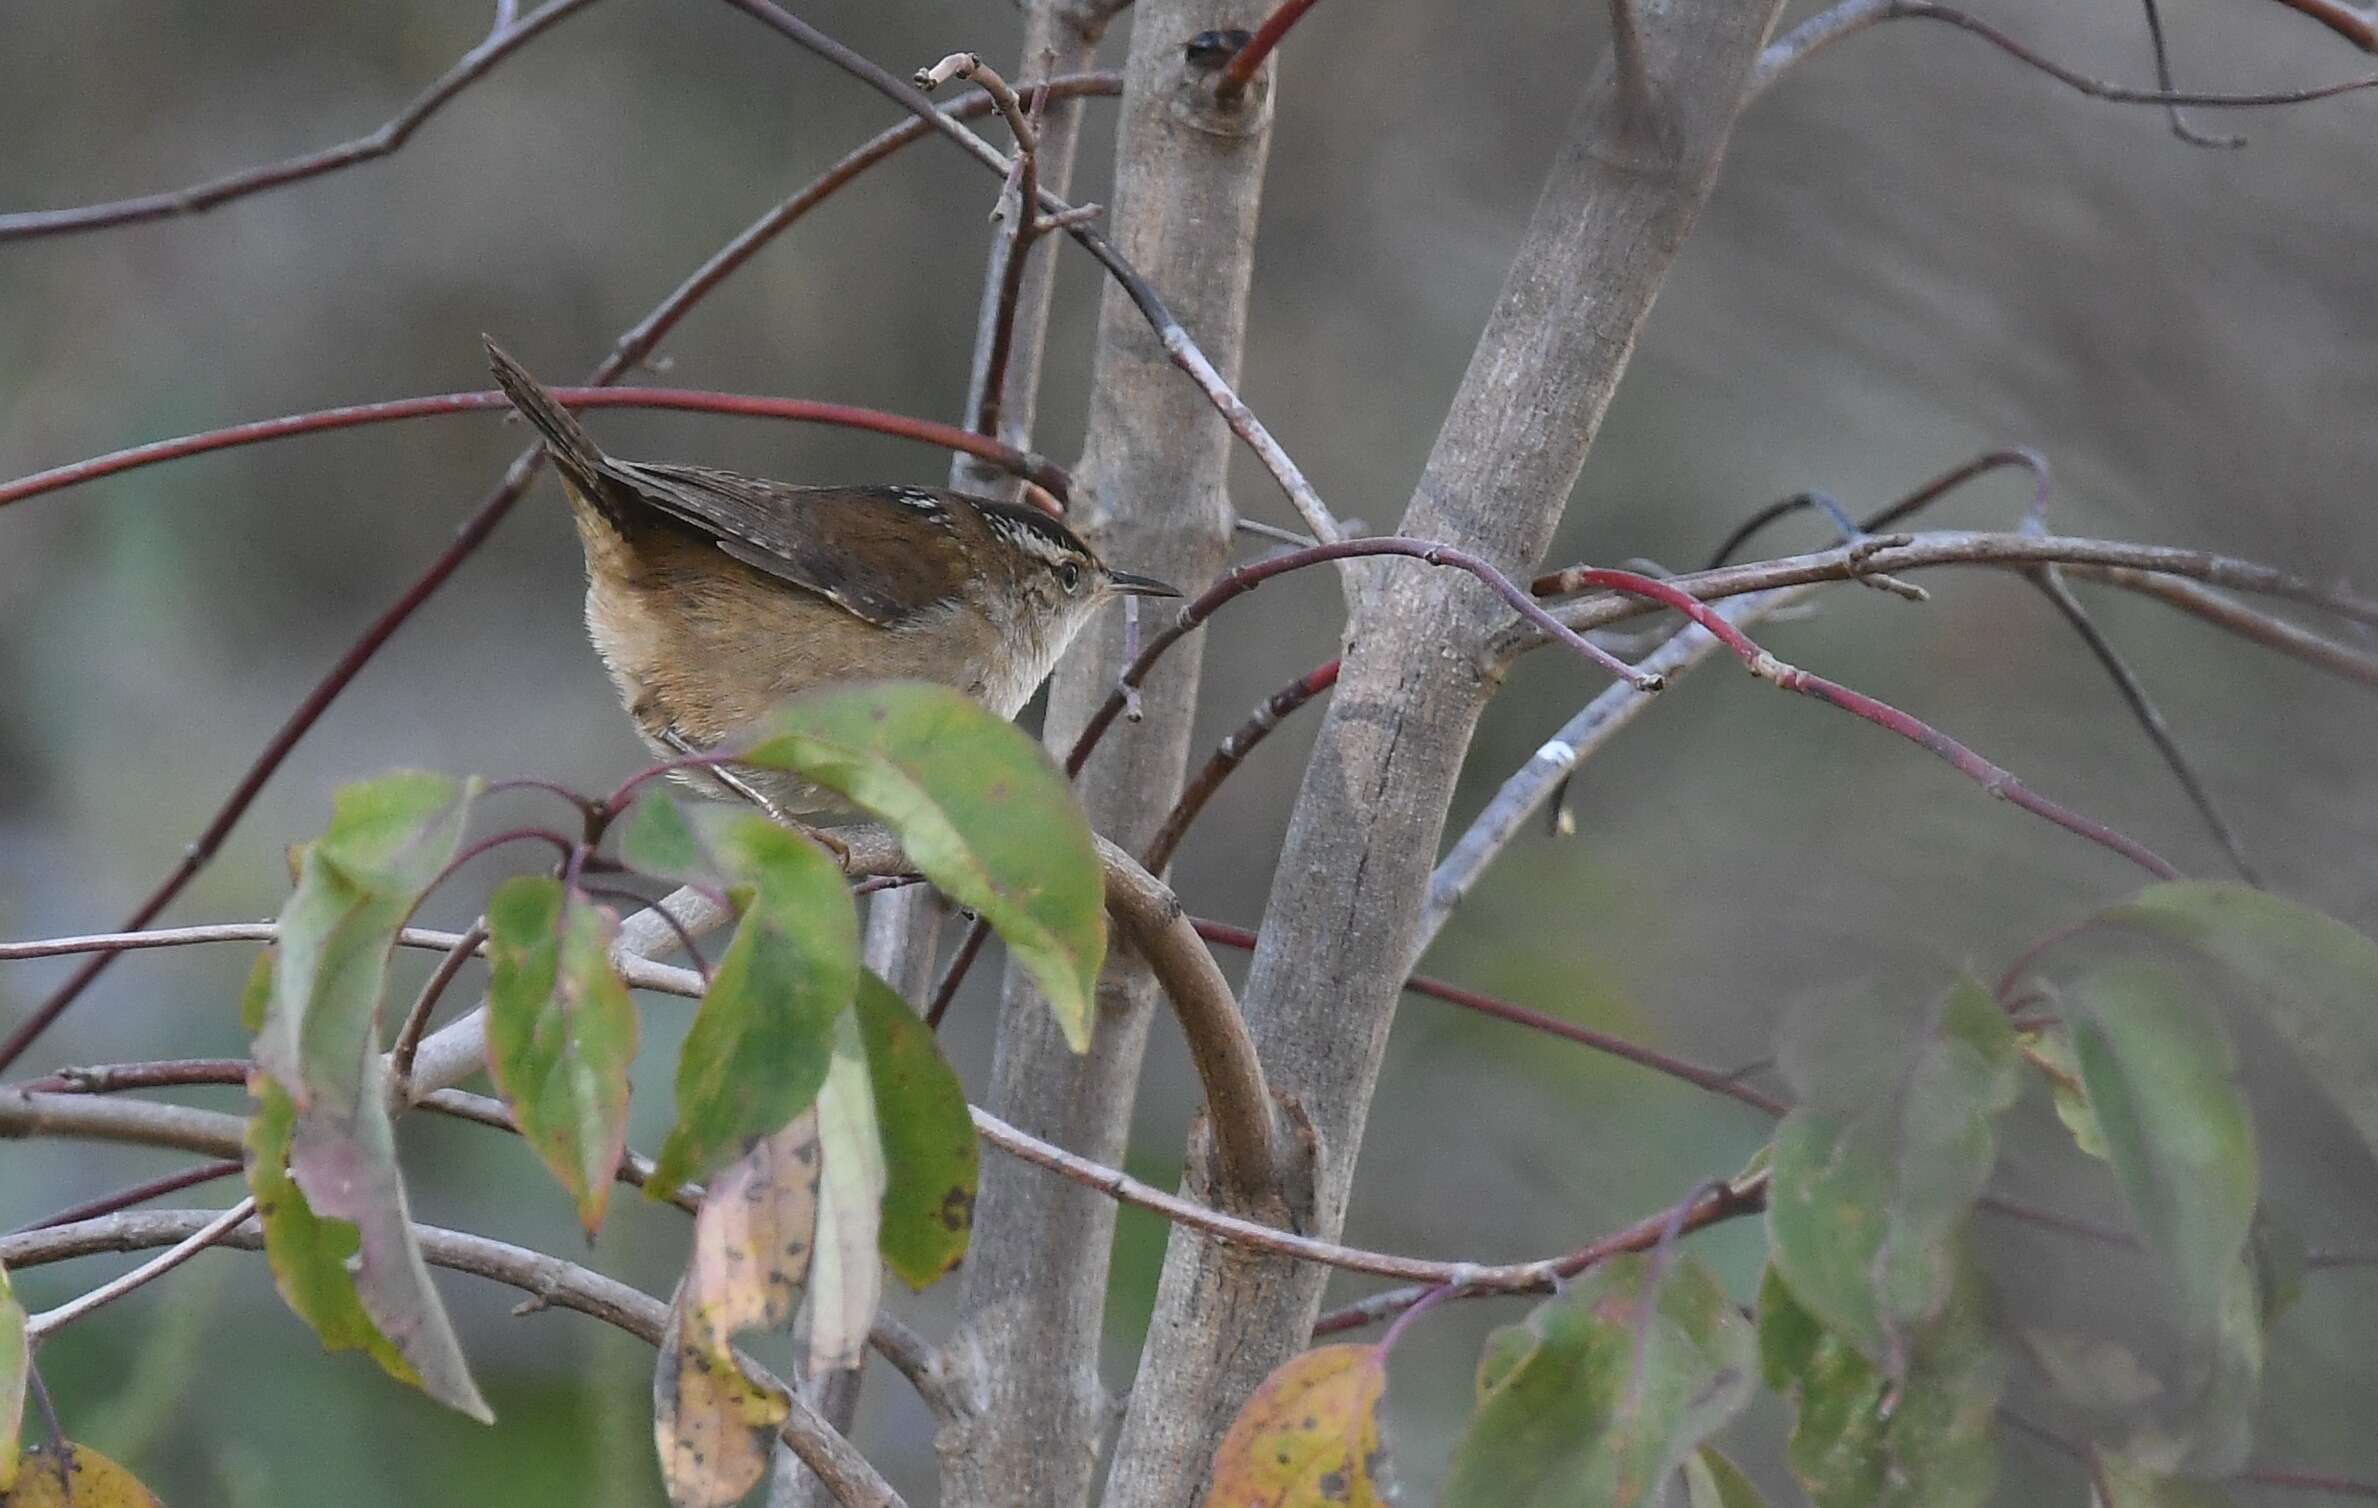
(484, 339), (1178, 814)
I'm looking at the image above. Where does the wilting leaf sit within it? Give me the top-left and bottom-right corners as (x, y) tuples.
(485, 878), (639, 1233)
(681, 1112), (821, 1353)
(652, 1295), (787, 1508)
(1759, 1263), (2000, 1508)
(1768, 981), (2019, 1369)
(1444, 1252), (1756, 1507)
(2099, 882), (2378, 1169)
(0, 1264), (23, 1494)
(248, 774), (488, 1420)
(239, 955), (425, 1401)
(2091, 1452), (2241, 1508)
(2062, 960), (2256, 1346)
(854, 971), (977, 1287)
(618, 792), (707, 886)
(742, 682), (1106, 1051)
(257, 771), (471, 1098)
(804, 1017), (884, 1378)
(0, 1444), (165, 1507)
(650, 816), (859, 1196)
(1681, 1448), (1769, 1508)
(1206, 1344), (1389, 1508)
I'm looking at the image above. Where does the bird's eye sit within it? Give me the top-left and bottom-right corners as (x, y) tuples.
(1059, 561), (1083, 592)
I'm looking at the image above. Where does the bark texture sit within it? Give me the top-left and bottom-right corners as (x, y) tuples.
(1100, 6), (1788, 1502)
(936, 5), (1277, 1506)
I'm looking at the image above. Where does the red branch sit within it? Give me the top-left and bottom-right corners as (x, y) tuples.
(1216, 0), (1326, 98)
(1191, 919), (1786, 1117)
(1548, 568), (2181, 880)
(1142, 659), (1342, 873)
(0, 388), (1071, 513)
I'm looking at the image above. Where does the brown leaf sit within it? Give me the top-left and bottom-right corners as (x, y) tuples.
(652, 1296), (788, 1508)
(1207, 1343), (1390, 1507)
(682, 1111), (822, 1352)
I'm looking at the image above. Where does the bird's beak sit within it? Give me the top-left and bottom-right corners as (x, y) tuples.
(1109, 571), (1182, 599)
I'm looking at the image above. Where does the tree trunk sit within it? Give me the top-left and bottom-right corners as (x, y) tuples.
(1100, 6), (1786, 1502)
(936, 4), (1278, 1506)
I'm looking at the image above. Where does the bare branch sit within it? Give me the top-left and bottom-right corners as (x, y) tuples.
(0, 0), (609, 243)
(27, 1198), (255, 1339)
(2134, 0), (2246, 148)
(8, 1162), (244, 1237)
(1750, 0), (2378, 107)
(1142, 659), (1342, 874)
(2266, 0), (2378, 50)
(0, 1211), (905, 1508)
(2060, 564), (2378, 688)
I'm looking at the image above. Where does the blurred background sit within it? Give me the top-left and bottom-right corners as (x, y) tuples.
(4, 0), (2376, 1501)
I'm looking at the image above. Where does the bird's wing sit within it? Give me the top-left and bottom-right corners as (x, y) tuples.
(606, 464), (972, 628)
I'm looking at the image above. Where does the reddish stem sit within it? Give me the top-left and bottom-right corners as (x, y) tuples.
(1216, 0), (1326, 98)
(9, 1161), (245, 1237)
(1547, 567), (2180, 880)
(1142, 658), (1341, 873)
(0, 387), (1071, 513)
(1190, 919), (1785, 1117)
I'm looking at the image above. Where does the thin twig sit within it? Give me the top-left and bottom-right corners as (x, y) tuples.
(923, 920), (993, 1029)
(2059, 564), (2378, 689)
(1308, 1177), (1768, 1336)
(390, 924), (489, 1090)
(1142, 659), (1341, 873)
(1749, 0), (2378, 106)
(915, 53), (1047, 446)
(0, 0), (609, 242)
(1191, 919), (1787, 1117)
(2136, 0), (2246, 147)
(2265, 0), (2378, 50)
(1215, 0), (1324, 98)
(7, 1161), (244, 1237)
(1552, 566), (2182, 879)
(0, 387), (1072, 514)
(25, 1197), (255, 1339)
(2028, 566), (2261, 882)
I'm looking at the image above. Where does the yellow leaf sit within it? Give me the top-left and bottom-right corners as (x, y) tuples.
(651, 1298), (787, 1508)
(681, 1111), (822, 1352)
(2, 1443), (165, 1507)
(1207, 1344), (1390, 1507)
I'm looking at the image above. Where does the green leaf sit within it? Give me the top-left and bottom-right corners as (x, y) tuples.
(854, 971), (977, 1288)
(618, 792), (707, 885)
(1681, 1448), (1769, 1508)
(804, 1014), (884, 1378)
(1758, 1263), (2000, 1508)
(0, 1263), (23, 1495)
(1767, 981), (2019, 1368)
(1444, 1252), (1757, 1508)
(485, 878), (639, 1234)
(2062, 959), (2256, 1341)
(241, 956), (419, 1395)
(2018, 1022), (2111, 1161)
(742, 681), (1106, 1051)
(258, 771), (472, 1101)
(650, 816), (859, 1196)
(2101, 882), (2378, 1170)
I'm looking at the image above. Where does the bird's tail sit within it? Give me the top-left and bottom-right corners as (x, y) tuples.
(484, 337), (633, 528)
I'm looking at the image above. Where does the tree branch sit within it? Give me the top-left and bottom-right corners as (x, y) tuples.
(1750, 0), (2378, 106)
(0, 0), (610, 242)
(0, 1210), (904, 1508)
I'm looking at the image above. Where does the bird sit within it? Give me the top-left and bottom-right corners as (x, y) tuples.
(483, 337), (1179, 819)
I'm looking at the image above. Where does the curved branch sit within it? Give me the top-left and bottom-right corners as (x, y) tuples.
(1095, 839), (1281, 1213)
(0, 0), (610, 242)
(1751, 0), (2378, 106)
(0, 388), (1072, 514)
(0, 1210), (904, 1508)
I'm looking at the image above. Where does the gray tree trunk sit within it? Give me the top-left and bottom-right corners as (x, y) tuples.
(1100, 6), (1788, 1502)
(936, 4), (1278, 1506)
